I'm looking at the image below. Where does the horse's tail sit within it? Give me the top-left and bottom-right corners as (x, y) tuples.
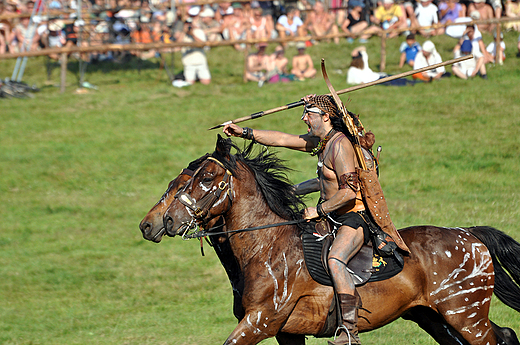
(467, 226), (520, 312)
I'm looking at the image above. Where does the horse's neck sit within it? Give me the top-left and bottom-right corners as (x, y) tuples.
(224, 194), (301, 269)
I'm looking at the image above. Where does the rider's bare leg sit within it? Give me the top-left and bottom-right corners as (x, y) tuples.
(328, 225), (364, 294)
(328, 225), (364, 345)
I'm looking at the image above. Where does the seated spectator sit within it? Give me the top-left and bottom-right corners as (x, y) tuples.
(199, 7), (222, 43)
(42, 20), (66, 60)
(413, 40), (448, 81)
(341, 0), (382, 42)
(131, 22), (156, 59)
(247, 4), (277, 41)
(291, 41), (317, 80)
(272, 45), (288, 74)
(179, 18), (211, 85)
(463, 24), (494, 63)
(452, 39), (487, 79)
(245, 42), (273, 86)
(0, 19), (13, 54)
(15, 14), (40, 52)
(275, 6), (304, 43)
(347, 46), (381, 84)
(505, 0), (520, 31)
(438, 0), (466, 34)
(414, 0), (439, 36)
(486, 31), (506, 63)
(215, 2), (234, 24)
(399, 33), (421, 67)
(303, 2), (340, 44)
(223, 3), (248, 49)
(268, 45), (295, 83)
(468, 0), (495, 32)
(373, 0), (408, 38)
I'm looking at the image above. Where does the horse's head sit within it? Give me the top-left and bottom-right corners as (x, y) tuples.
(139, 174), (191, 242)
(139, 153), (210, 242)
(164, 135), (235, 237)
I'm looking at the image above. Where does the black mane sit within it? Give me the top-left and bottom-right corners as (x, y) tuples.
(212, 140), (306, 221)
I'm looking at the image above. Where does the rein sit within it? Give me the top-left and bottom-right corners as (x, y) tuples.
(183, 218), (307, 239)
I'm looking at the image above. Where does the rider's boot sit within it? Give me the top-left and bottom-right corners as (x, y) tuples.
(328, 293), (362, 345)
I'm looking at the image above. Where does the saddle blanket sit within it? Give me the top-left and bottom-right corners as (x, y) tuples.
(301, 227), (404, 286)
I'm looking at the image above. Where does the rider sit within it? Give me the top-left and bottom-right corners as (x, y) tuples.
(223, 94), (368, 345)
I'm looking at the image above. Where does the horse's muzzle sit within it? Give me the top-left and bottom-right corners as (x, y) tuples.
(163, 214), (177, 237)
(139, 220), (164, 243)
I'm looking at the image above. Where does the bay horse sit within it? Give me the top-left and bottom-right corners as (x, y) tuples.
(160, 136), (520, 345)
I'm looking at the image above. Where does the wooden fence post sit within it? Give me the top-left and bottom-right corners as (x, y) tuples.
(60, 53), (67, 93)
(495, 25), (502, 65)
(243, 44), (249, 83)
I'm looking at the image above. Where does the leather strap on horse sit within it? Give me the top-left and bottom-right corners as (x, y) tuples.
(321, 59), (410, 253)
(176, 157), (233, 220)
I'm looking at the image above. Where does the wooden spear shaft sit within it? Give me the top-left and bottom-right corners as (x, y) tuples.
(208, 54), (473, 130)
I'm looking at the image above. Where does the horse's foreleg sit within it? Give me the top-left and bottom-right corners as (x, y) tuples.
(222, 312), (280, 345)
(275, 332), (306, 345)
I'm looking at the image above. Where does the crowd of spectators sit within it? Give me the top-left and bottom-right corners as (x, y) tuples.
(0, 0), (519, 84)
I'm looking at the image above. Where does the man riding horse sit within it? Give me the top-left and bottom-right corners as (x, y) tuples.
(224, 94), (396, 345)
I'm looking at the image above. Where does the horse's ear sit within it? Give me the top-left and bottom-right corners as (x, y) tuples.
(216, 134), (232, 156)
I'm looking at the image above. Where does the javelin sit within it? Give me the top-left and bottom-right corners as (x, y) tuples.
(208, 54), (473, 130)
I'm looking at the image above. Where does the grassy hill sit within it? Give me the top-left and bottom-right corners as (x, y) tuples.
(1, 31), (519, 344)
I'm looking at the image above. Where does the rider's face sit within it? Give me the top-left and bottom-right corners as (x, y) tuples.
(301, 108), (326, 137)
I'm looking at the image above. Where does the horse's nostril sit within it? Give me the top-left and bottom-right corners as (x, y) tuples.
(140, 221), (152, 233)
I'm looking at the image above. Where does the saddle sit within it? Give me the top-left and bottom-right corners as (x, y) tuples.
(301, 219), (405, 287)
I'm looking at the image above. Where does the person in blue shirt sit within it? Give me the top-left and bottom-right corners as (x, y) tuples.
(399, 33), (421, 68)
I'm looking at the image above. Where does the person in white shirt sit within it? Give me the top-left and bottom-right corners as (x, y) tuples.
(413, 40), (446, 81)
(452, 39), (487, 79)
(179, 19), (211, 85)
(414, 0), (439, 36)
(275, 6), (304, 42)
(347, 46), (382, 84)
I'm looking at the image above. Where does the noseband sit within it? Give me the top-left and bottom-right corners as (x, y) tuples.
(175, 157), (233, 221)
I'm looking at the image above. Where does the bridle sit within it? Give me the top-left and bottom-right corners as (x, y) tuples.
(174, 156), (306, 244)
(175, 157), (233, 224)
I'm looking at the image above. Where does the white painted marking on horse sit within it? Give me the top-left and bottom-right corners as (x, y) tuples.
(199, 182), (211, 192)
(445, 251), (452, 258)
(468, 312), (477, 318)
(445, 299), (489, 315)
(241, 332), (246, 337)
(430, 243), (493, 303)
(265, 252), (294, 312)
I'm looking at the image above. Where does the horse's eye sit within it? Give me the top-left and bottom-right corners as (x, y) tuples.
(202, 177), (213, 184)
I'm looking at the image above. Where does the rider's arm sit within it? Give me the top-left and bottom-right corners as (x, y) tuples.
(223, 123), (318, 152)
(294, 178), (320, 195)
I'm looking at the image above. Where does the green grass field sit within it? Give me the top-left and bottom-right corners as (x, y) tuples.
(1, 31), (519, 344)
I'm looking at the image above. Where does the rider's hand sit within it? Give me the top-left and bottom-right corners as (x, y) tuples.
(301, 94), (316, 103)
(304, 207), (318, 220)
(223, 123), (243, 138)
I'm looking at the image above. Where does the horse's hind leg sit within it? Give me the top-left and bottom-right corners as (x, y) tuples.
(491, 321), (520, 345)
(403, 306), (470, 345)
(275, 332), (305, 345)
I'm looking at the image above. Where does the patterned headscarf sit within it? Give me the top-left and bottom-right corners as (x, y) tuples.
(305, 94), (341, 118)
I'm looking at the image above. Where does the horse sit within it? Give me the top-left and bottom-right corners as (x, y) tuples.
(139, 153), (246, 320)
(161, 135), (520, 345)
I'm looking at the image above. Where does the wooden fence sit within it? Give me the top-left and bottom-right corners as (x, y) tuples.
(0, 16), (516, 92)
